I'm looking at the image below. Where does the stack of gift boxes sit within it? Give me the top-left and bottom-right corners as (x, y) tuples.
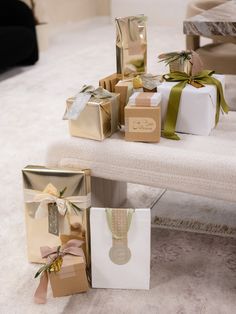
(22, 14), (229, 304)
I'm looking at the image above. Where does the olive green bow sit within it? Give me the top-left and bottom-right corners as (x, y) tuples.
(162, 70), (229, 140)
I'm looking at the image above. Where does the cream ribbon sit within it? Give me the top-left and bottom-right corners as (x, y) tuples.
(24, 188), (91, 217)
(24, 183), (91, 234)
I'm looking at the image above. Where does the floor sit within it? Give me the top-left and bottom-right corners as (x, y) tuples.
(0, 18), (236, 314)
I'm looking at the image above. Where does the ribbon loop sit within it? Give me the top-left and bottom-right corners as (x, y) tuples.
(162, 70), (229, 140)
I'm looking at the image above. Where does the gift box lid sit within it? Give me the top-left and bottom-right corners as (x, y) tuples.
(128, 92), (162, 107)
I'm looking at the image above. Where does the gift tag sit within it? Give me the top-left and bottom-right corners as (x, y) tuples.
(48, 203), (59, 236)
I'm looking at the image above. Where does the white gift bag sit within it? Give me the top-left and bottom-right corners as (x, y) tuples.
(90, 207), (151, 290)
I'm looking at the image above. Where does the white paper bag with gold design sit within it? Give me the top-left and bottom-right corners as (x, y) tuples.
(90, 207), (150, 290)
(22, 165), (91, 264)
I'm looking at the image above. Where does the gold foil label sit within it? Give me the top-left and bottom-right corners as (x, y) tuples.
(48, 203), (59, 236)
(128, 117), (156, 133)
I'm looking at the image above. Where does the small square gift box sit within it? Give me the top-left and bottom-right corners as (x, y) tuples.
(125, 92), (161, 143)
(159, 71), (229, 140)
(34, 240), (89, 304)
(63, 85), (120, 141)
(115, 15), (147, 79)
(90, 208), (151, 290)
(22, 165), (91, 264)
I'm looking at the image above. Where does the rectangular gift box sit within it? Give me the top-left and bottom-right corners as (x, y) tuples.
(129, 92), (162, 107)
(115, 80), (133, 125)
(125, 106), (161, 142)
(116, 15), (147, 78)
(99, 73), (121, 93)
(22, 165), (91, 264)
(90, 207), (151, 290)
(66, 93), (120, 141)
(49, 255), (89, 297)
(158, 74), (225, 136)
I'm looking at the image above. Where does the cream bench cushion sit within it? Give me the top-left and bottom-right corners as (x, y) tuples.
(46, 112), (236, 203)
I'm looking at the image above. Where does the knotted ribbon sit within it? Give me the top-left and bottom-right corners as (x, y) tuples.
(63, 85), (113, 120)
(24, 183), (91, 235)
(34, 239), (85, 304)
(161, 70), (229, 140)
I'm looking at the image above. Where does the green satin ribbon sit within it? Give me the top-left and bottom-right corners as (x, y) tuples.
(162, 70), (229, 140)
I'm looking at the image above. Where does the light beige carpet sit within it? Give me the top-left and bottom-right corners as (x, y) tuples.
(0, 18), (236, 314)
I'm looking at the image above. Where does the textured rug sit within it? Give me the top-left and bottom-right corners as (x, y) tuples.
(0, 18), (236, 314)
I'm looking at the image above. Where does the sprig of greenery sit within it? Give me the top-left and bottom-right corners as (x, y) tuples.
(158, 51), (192, 66)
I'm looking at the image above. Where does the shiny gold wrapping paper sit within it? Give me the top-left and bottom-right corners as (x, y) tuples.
(67, 94), (120, 141)
(169, 59), (192, 75)
(22, 166), (91, 264)
(115, 81), (133, 125)
(99, 73), (121, 92)
(116, 15), (147, 79)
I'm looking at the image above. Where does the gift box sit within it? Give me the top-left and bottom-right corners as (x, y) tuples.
(22, 165), (91, 264)
(90, 207), (150, 290)
(64, 86), (120, 141)
(115, 80), (133, 124)
(99, 73), (121, 92)
(125, 92), (161, 143)
(34, 240), (89, 303)
(116, 15), (147, 78)
(158, 74), (226, 137)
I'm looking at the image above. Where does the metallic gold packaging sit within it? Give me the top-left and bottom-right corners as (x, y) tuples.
(116, 15), (147, 79)
(169, 59), (192, 75)
(99, 73), (121, 92)
(115, 80), (133, 125)
(22, 165), (91, 264)
(66, 93), (120, 141)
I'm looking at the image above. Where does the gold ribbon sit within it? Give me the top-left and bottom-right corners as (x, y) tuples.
(161, 70), (229, 140)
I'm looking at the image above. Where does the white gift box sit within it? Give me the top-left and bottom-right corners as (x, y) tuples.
(157, 74), (225, 136)
(90, 207), (151, 290)
(128, 92), (162, 107)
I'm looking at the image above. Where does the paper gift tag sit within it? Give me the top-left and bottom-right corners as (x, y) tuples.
(90, 207), (151, 290)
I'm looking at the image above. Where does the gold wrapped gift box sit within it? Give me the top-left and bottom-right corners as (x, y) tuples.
(22, 165), (91, 264)
(66, 93), (120, 141)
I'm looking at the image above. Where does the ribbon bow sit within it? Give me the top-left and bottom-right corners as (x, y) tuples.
(161, 70), (229, 140)
(63, 85), (113, 120)
(34, 239), (85, 304)
(24, 183), (91, 235)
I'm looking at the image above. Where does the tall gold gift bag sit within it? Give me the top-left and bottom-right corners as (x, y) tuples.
(22, 166), (91, 264)
(116, 15), (147, 79)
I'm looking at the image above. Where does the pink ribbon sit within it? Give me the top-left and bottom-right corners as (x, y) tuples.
(34, 239), (85, 304)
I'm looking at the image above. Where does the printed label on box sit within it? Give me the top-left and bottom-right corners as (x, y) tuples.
(128, 117), (156, 133)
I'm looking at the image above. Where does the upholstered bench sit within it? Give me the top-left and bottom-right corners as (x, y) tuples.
(46, 112), (236, 205)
